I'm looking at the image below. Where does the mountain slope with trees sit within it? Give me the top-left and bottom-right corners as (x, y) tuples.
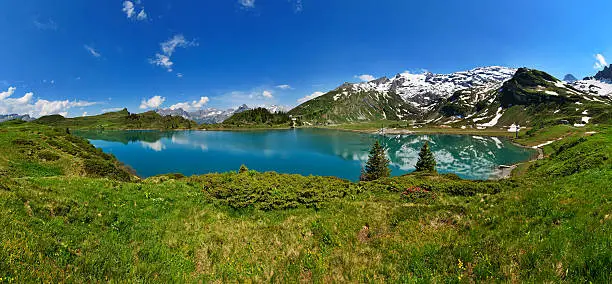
(33, 108), (195, 130)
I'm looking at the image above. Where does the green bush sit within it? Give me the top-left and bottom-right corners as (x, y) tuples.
(196, 172), (360, 210)
(37, 151), (61, 161)
(401, 186), (436, 204)
(83, 159), (131, 181)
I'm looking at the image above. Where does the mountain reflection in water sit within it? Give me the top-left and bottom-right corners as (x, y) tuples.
(75, 129), (536, 180)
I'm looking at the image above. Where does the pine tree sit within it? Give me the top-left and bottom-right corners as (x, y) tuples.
(239, 164), (249, 173)
(361, 140), (391, 181)
(415, 142), (436, 173)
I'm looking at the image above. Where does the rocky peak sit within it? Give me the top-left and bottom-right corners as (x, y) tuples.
(563, 74), (578, 83)
(594, 64), (612, 81)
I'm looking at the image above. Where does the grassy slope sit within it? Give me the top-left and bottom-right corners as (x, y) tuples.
(288, 88), (416, 124)
(34, 109), (195, 130)
(0, 121), (610, 282)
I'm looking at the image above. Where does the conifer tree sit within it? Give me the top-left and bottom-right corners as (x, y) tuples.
(415, 142), (436, 173)
(361, 140), (391, 181)
(239, 164), (249, 173)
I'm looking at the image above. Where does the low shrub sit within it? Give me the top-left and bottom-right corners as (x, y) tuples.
(196, 172), (360, 210)
(83, 159), (131, 181)
(37, 151), (61, 161)
(11, 139), (35, 146)
(401, 186), (436, 204)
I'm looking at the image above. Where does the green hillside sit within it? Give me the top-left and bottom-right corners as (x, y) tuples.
(289, 87), (418, 124)
(0, 120), (610, 282)
(429, 68), (612, 128)
(223, 108), (291, 126)
(34, 109), (196, 130)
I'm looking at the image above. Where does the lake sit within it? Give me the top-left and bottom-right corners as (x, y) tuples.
(75, 129), (536, 181)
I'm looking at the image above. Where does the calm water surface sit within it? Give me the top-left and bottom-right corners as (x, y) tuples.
(76, 129), (536, 180)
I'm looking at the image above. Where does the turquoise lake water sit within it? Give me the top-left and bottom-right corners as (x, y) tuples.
(76, 129), (537, 181)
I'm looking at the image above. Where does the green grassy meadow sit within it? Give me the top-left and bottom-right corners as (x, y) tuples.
(0, 120), (610, 282)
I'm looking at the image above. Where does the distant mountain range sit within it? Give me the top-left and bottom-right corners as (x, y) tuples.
(289, 66), (518, 122)
(289, 65), (612, 127)
(155, 104), (289, 124)
(4, 65), (612, 128)
(0, 114), (34, 123)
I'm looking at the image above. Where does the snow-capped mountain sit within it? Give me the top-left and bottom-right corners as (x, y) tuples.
(571, 79), (612, 97)
(156, 104), (290, 124)
(0, 114), (34, 123)
(336, 66), (516, 110)
(265, 105), (290, 114)
(157, 106), (242, 124)
(570, 65), (612, 97)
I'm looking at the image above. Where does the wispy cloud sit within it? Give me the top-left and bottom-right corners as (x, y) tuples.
(276, 84), (293, 90)
(33, 18), (57, 31)
(291, 0), (303, 12)
(137, 9), (148, 20)
(0, 86), (97, 117)
(169, 97), (210, 111)
(0, 87), (16, 100)
(297, 91), (324, 104)
(122, 1), (135, 18)
(150, 54), (173, 71)
(594, 53), (608, 69)
(84, 45), (101, 58)
(239, 0), (255, 8)
(150, 34), (197, 72)
(262, 90), (274, 98)
(139, 95), (166, 109)
(214, 88), (277, 107)
(123, 1), (148, 21)
(355, 74), (375, 82)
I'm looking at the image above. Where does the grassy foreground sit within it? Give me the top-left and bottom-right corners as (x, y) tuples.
(0, 120), (610, 282)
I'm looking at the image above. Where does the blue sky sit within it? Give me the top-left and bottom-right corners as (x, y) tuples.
(0, 0), (611, 117)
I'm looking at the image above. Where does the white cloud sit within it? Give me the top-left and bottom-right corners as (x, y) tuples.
(239, 0), (255, 8)
(292, 0), (303, 12)
(150, 34), (197, 72)
(33, 18), (57, 31)
(276, 84), (292, 90)
(123, 1), (148, 21)
(176, 73), (184, 78)
(82, 112), (88, 117)
(137, 9), (147, 20)
(0, 87), (97, 117)
(594, 53), (608, 69)
(356, 74), (375, 82)
(169, 97), (210, 112)
(215, 88), (279, 107)
(139, 95), (166, 109)
(149, 54), (174, 72)
(161, 34), (197, 56)
(262, 90), (273, 98)
(0, 86), (16, 100)
(122, 1), (135, 18)
(84, 45), (101, 58)
(297, 91), (324, 104)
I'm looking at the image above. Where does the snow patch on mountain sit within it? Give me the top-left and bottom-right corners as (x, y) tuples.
(156, 104), (290, 124)
(338, 66), (516, 109)
(571, 79), (612, 97)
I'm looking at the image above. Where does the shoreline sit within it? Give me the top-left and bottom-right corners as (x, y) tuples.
(73, 125), (547, 182)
